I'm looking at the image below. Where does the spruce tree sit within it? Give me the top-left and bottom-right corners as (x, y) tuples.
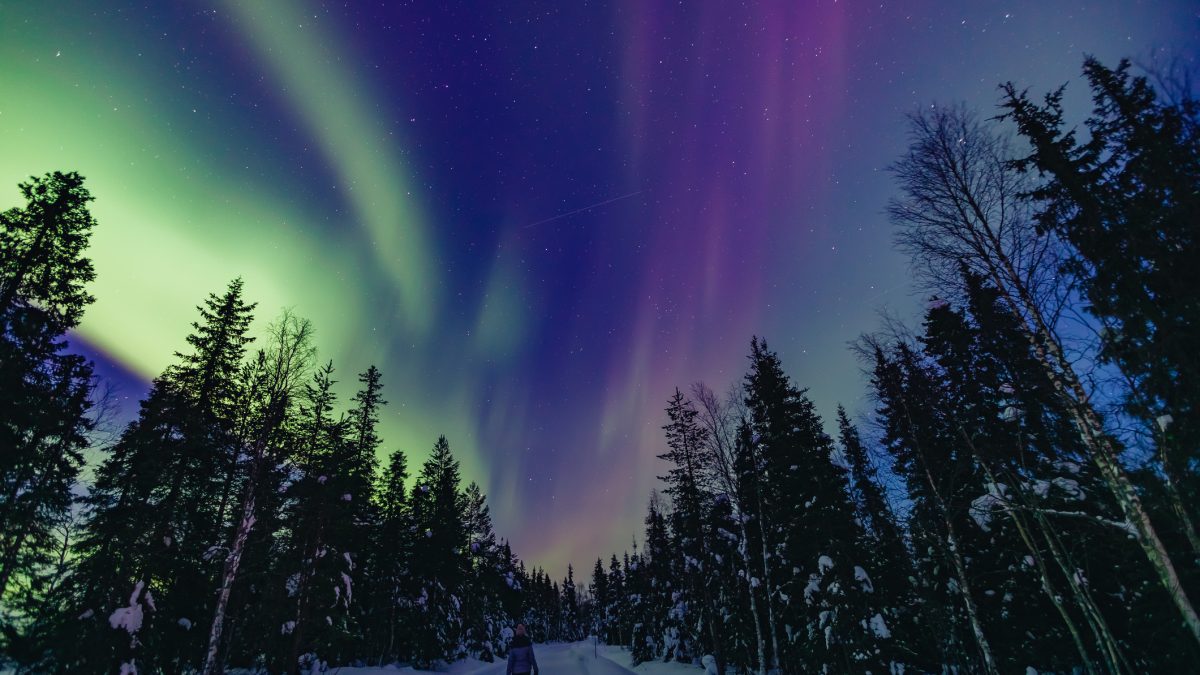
(658, 389), (720, 666)
(742, 338), (885, 672)
(0, 171), (97, 658)
(835, 406), (913, 666)
(462, 481), (505, 660)
(274, 359), (390, 671)
(46, 280), (253, 673)
(408, 435), (467, 666)
(372, 448), (413, 665)
(1003, 59), (1200, 523)
(589, 558), (610, 640)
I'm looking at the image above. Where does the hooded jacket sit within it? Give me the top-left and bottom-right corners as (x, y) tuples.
(507, 634), (538, 675)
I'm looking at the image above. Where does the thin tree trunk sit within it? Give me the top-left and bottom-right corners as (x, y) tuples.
(200, 403), (283, 675)
(967, 442), (1097, 674)
(976, 218), (1200, 644)
(899, 399), (998, 674)
(755, 512), (782, 673)
(200, 489), (256, 675)
(736, 515), (768, 675)
(922, 461), (999, 675)
(1030, 504), (1129, 674)
(1157, 438), (1200, 563)
(1114, 367), (1200, 564)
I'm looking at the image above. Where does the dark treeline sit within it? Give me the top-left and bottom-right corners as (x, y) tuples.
(0, 191), (590, 668)
(1, 56), (1198, 673)
(578, 56), (1200, 674)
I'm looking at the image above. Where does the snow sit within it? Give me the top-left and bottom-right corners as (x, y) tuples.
(1051, 477), (1083, 500)
(970, 483), (1008, 531)
(119, 662), (137, 675)
(178, 617), (192, 630)
(316, 642), (696, 675)
(1157, 414), (1174, 432)
(108, 581), (146, 634)
(817, 555), (834, 574)
(854, 565), (874, 593)
(869, 613), (892, 639)
(1029, 479), (1051, 498)
(1053, 460), (1081, 474)
(803, 574), (821, 603)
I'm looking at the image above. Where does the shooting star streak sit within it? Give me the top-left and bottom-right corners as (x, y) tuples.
(523, 190), (643, 229)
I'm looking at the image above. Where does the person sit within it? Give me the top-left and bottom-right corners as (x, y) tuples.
(507, 623), (539, 675)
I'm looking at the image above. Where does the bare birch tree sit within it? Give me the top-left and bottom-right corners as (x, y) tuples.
(201, 310), (315, 675)
(887, 104), (1200, 644)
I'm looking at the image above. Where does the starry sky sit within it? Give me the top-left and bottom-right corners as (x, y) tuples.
(1, 1), (1196, 574)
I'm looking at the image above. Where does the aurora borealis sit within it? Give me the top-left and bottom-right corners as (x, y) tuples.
(2, 1), (1196, 573)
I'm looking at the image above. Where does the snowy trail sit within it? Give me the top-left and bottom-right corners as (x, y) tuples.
(470, 641), (636, 675)
(316, 641), (644, 675)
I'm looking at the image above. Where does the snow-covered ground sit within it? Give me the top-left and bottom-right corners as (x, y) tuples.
(300, 641), (705, 674)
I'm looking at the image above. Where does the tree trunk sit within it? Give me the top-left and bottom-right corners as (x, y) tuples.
(736, 515), (768, 675)
(900, 402), (998, 674)
(200, 489), (256, 675)
(756, 515), (782, 673)
(968, 444), (1097, 674)
(966, 222), (1200, 644)
(200, 403), (283, 675)
(927, 470), (999, 675)
(1157, 438), (1200, 564)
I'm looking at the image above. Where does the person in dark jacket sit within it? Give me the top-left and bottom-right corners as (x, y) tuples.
(507, 623), (539, 675)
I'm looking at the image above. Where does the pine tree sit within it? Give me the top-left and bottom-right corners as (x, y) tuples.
(462, 481), (506, 661)
(835, 407), (913, 666)
(408, 436), (467, 666)
(658, 389), (720, 667)
(589, 558), (610, 640)
(201, 311), (313, 675)
(743, 338), (886, 672)
(0, 172), (97, 656)
(45, 279), (254, 673)
(606, 554), (626, 646)
(372, 448), (413, 665)
(1003, 57), (1200, 563)
(871, 342), (996, 673)
(560, 564), (582, 642)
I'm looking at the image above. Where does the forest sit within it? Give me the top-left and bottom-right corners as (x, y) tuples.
(1, 56), (1198, 674)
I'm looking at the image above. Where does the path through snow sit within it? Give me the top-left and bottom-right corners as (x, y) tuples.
(466, 641), (636, 674)
(323, 641), (665, 675)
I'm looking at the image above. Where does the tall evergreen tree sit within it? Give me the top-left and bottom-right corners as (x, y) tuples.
(408, 436), (467, 666)
(835, 407), (914, 666)
(372, 448), (413, 665)
(0, 172), (97, 658)
(742, 338), (886, 673)
(276, 361), (362, 672)
(46, 279), (254, 674)
(1002, 57), (1200, 558)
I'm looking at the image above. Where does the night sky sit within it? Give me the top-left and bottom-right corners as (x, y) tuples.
(2, 1), (1196, 573)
